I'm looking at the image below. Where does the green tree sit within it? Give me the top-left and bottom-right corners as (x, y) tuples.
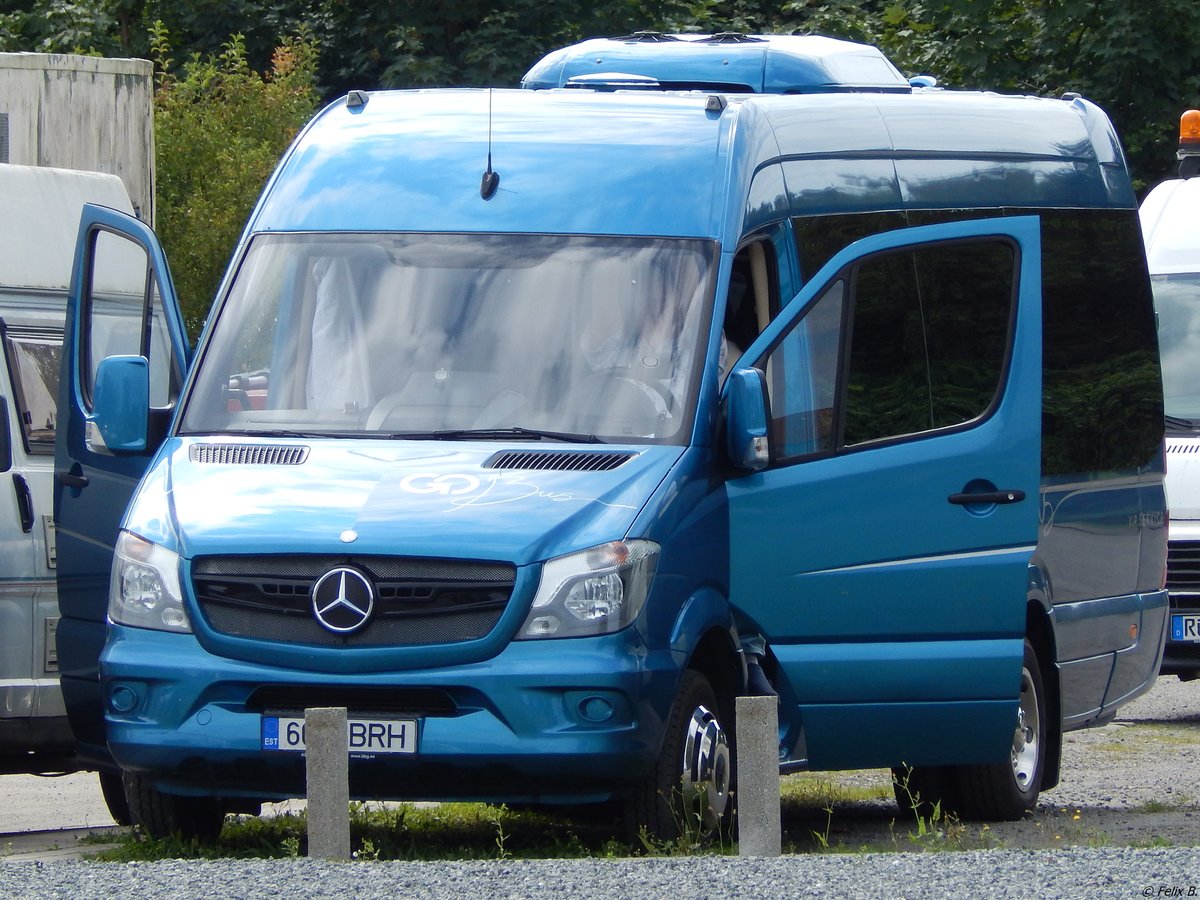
(6, 0), (1200, 188)
(842, 1), (1200, 190)
(149, 22), (319, 334)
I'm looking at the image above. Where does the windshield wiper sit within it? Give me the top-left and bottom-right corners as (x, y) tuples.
(1165, 414), (1200, 433)
(236, 429), (347, 439)
(387, 427), (606, 444)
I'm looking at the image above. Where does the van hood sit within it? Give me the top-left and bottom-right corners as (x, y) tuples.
(127, 438), (681, 565)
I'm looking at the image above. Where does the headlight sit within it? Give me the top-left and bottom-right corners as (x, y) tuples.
(518, 540), (658, 639)
(108, 531), (192, 633)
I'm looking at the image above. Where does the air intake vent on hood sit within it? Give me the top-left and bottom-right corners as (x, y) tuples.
(485, 450), (636, 472)
(1167, 439), (1200, 455)
(189, 444), (310, 465)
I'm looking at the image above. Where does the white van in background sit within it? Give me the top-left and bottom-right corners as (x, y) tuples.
(1140, 109), (1200, 681)
(0, 163), (132, 816)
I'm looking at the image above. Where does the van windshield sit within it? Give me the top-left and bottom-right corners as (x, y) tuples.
(1152, 273), (1200, 425)
(179, 233), (715, 445)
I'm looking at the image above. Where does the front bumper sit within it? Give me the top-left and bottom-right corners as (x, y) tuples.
(100, 626), (681, 802)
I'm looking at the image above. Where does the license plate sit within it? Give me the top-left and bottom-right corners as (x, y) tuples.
(1171, 614), (1200, 643)
(261, 716), (418, 755)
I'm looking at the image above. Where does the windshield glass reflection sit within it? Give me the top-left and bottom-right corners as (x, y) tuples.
(180, 233), (715, 444)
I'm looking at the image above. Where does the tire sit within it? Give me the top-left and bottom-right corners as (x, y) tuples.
(891, 764), (960, 819)
(955, 639), (1046, 820)
(97, 769), (132, 826)
(123, 771), (226, 842)
(624, 669), (734, 843)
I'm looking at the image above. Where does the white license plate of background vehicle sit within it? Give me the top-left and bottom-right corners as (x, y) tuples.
(261, 716), (417, 754)
(1171, 614), (1200, 642)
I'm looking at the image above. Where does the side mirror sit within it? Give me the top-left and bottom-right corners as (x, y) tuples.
(724, 367), (770, 472)
(89, 355), (150, 453)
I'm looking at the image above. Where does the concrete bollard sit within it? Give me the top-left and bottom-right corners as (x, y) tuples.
(305, 706), (350, 860)
(735, 694), (781, 856)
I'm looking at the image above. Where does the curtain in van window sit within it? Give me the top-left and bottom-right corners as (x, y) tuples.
(306, 257), (370, 411)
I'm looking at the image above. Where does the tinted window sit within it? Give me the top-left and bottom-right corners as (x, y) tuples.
(844, 240), (1014, 445)
(794, 208), (1163, 475)
(760, 237), (1015, 463)
(1036, 212), (1162, 475)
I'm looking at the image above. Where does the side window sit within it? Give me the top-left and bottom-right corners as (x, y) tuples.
(84, 229), (181, 410)
(760, 280), (844, 459)
(722, 239), (778, 380)
(757, 238), (1015, 464)
(1, 326), (62, 454)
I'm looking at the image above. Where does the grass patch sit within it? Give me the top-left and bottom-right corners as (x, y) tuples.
(1135, 798), (1191, 814)
(93, 802), (638, 862)
(780, 770), (893, 806)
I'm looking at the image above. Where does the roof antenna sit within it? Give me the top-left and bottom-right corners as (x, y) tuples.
(480, 89), (500, 200)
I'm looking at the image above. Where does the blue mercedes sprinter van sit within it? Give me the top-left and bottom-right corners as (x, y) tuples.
(54, 34), (1167, 840)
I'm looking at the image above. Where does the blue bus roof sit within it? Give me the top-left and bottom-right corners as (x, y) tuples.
(521, 33), (911, 94)
(247, 86), (1135, 245)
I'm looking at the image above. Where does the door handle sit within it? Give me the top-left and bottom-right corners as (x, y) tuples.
(57, 472), (90, 489)
(11, 473), (34, 533)
(948, 489), (1025, 506)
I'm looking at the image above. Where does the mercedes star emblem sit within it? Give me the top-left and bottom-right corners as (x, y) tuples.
(311, 566), (375, 634)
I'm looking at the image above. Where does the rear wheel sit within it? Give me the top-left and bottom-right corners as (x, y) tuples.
(955, 639), (1046, 820)
(124, 772), (226, 842)
(624, 670), (733, 843)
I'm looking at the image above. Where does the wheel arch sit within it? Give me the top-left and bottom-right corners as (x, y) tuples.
(687, 626), (743, 727)
(1026, 566), (1062, 791)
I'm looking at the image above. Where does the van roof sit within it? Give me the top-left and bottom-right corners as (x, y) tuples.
(0, 163), (134, 292)
(1139, 177), (1200, 274)
(248, 87), (1133, 245)
(520, 33), (911, 94)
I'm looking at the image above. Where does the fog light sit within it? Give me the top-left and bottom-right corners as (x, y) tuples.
(109, 684), (139, 714)
(578, 695), (614, 723)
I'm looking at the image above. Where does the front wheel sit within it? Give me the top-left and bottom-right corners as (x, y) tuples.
(124, 772), (226, 842)
(97, 769), (131, 826)
(956, 639), (1046, 820)
(624, 670), (734, 843)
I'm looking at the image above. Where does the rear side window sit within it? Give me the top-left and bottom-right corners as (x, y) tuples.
(758, 237), (1016, 464)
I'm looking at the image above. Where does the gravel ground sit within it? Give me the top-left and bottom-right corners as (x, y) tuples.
(1, 847), (1198, 898)
(0, 677), (1196, 898)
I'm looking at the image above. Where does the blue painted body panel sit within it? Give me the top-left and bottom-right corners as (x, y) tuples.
(135, 438), (679, 564)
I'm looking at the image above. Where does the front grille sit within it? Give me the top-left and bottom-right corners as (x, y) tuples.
(192, 555), (516, 647)
(1166, 541), (1200, 598)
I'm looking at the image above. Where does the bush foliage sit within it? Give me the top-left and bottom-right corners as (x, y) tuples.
(149, 23), (319, 335)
